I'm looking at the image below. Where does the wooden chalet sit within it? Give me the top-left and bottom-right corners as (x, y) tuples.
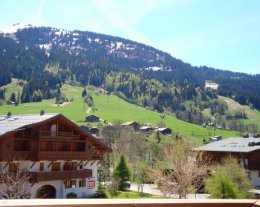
(121, 121), (140, 131)
(154, 127), (172, 136)
(0, 113), (111, 198)
(140, 126), (154, 134)
(196, 137), (260, 188)
(85, 115), (100, 123)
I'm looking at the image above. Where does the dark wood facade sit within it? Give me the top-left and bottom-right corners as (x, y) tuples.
(204, 150), (260, 171)
(0, 114), (111, 162)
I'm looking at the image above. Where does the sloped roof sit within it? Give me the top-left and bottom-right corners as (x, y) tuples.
(0, 114), (58, 136)
(140, 126), (154, 130)
(195, 137), (260, 153)
(155, 127), (171, 132)
(121, 121), (139, 126)
(0, 113), (111, 152)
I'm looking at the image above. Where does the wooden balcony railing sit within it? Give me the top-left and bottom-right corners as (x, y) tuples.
(38, 151), (90, 160)
(1, 199), (260, 207)
(40, 130), (80, 139)
(30, 169), (92, 182)
(248, 164), (260, 170)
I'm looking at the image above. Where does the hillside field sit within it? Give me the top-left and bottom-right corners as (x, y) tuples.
(0, 82), (239, 144)
(218, 95), (260, 128)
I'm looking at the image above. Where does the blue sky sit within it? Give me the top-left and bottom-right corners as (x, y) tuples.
(1, 0), (260, 74)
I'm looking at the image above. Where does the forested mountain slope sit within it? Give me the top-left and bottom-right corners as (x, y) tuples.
(0, 24), (260, 130)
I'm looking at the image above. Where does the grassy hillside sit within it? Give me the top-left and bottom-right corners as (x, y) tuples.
(0, 82), (239, 143)
(218, 95), (260, 128)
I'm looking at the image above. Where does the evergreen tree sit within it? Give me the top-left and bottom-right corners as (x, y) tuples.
(113, 154), (131, 191)
(9, 92), (16, 103)
(82, 88), (87, 97)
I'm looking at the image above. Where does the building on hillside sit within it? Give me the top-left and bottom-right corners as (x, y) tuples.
(154, 127), (172, 136)
(0, 114), (111, 198)
(90, 127), (100, 137)
(85, 115), (100, 123)
(140, 126), (154, 134)
(205, 80), (219, 90)
(121, 121), (140, 131)
(195, 137), (260, 187)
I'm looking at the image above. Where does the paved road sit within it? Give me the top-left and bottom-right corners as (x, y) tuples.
(130, 183), (209, 199)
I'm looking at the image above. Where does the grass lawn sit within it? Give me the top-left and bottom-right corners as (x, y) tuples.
(0, 82), (240, 144)
(88, 90), (239, 143)
(111, 191), (161, 199)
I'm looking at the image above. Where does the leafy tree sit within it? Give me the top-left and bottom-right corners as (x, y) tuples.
(113, 154), (131, 191)
(205, 170), (245, 199)
(135, 160), (149, 193)
(151, 139), (210, 198)
(205, 156), (251, 198)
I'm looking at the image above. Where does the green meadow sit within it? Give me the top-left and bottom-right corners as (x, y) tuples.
(0, 82), (239, 144)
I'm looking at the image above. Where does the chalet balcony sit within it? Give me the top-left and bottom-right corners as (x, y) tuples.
(30, 169), (92, 182)
(38, 151), (90, 160)
(248, 164), (260, 170)
(1, 199), (260, 207)
(40, 130), (80, 139)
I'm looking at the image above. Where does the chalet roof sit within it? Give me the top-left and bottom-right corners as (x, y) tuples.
(140, 126), (154, 130)
(121, 121), (139, 126)
(195, 137), (260, 153)
(0, 113), (111, 152)
(155, 127), (171, 132)
(0, 114), (58, 136)
(86, 115), (99, 118)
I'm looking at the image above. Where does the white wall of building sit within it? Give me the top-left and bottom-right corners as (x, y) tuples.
(250, 171), (260, 187)
(0, 160), (99, 198)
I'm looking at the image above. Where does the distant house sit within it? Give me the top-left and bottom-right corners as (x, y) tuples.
(121, 121), (140, 131)
(195, 137), (260, 187)
(90, 127), (99, 136)
(80, 127), (99, 137)
(140, 126), (154, 134)
(205, 80), (219, 90)
(85, 115), (100, 123)
(154, 127), (172, 136)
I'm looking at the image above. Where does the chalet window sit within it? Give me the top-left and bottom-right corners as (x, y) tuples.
(63, 162), (70, 170)
(51, 124), (57, 137)
(64, 180), (77, 189)
(39, 163), (44, 171)
(63, 162), (77, 170)
(71, 180), (76, 188)
(79, 179), (86, 187)
(52, 162), (60, 171)
(72, 162), (77, 170)
(64, 180), (71, 189)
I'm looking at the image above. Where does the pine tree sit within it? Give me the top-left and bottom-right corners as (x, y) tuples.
(82, 88), (87, 97)
(113, 154), (131, 191)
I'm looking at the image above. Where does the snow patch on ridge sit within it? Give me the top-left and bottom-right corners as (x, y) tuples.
(0, 23), (32, 34)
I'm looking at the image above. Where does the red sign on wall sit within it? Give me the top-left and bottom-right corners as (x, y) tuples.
(87, 180), (95, 189)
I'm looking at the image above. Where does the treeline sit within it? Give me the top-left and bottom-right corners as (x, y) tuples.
(0, 26), (260, 125)
(20, 72), (61, 103)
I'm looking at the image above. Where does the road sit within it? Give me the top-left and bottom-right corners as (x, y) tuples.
(130, 183), (209, 199)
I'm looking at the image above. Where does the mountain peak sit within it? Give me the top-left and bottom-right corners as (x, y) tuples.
(0, 23), (32, 34)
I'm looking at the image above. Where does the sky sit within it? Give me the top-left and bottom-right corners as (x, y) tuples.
(1, 0), (260, 74)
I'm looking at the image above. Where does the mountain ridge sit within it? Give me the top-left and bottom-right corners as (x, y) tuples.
(0, 24), (260, 131)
